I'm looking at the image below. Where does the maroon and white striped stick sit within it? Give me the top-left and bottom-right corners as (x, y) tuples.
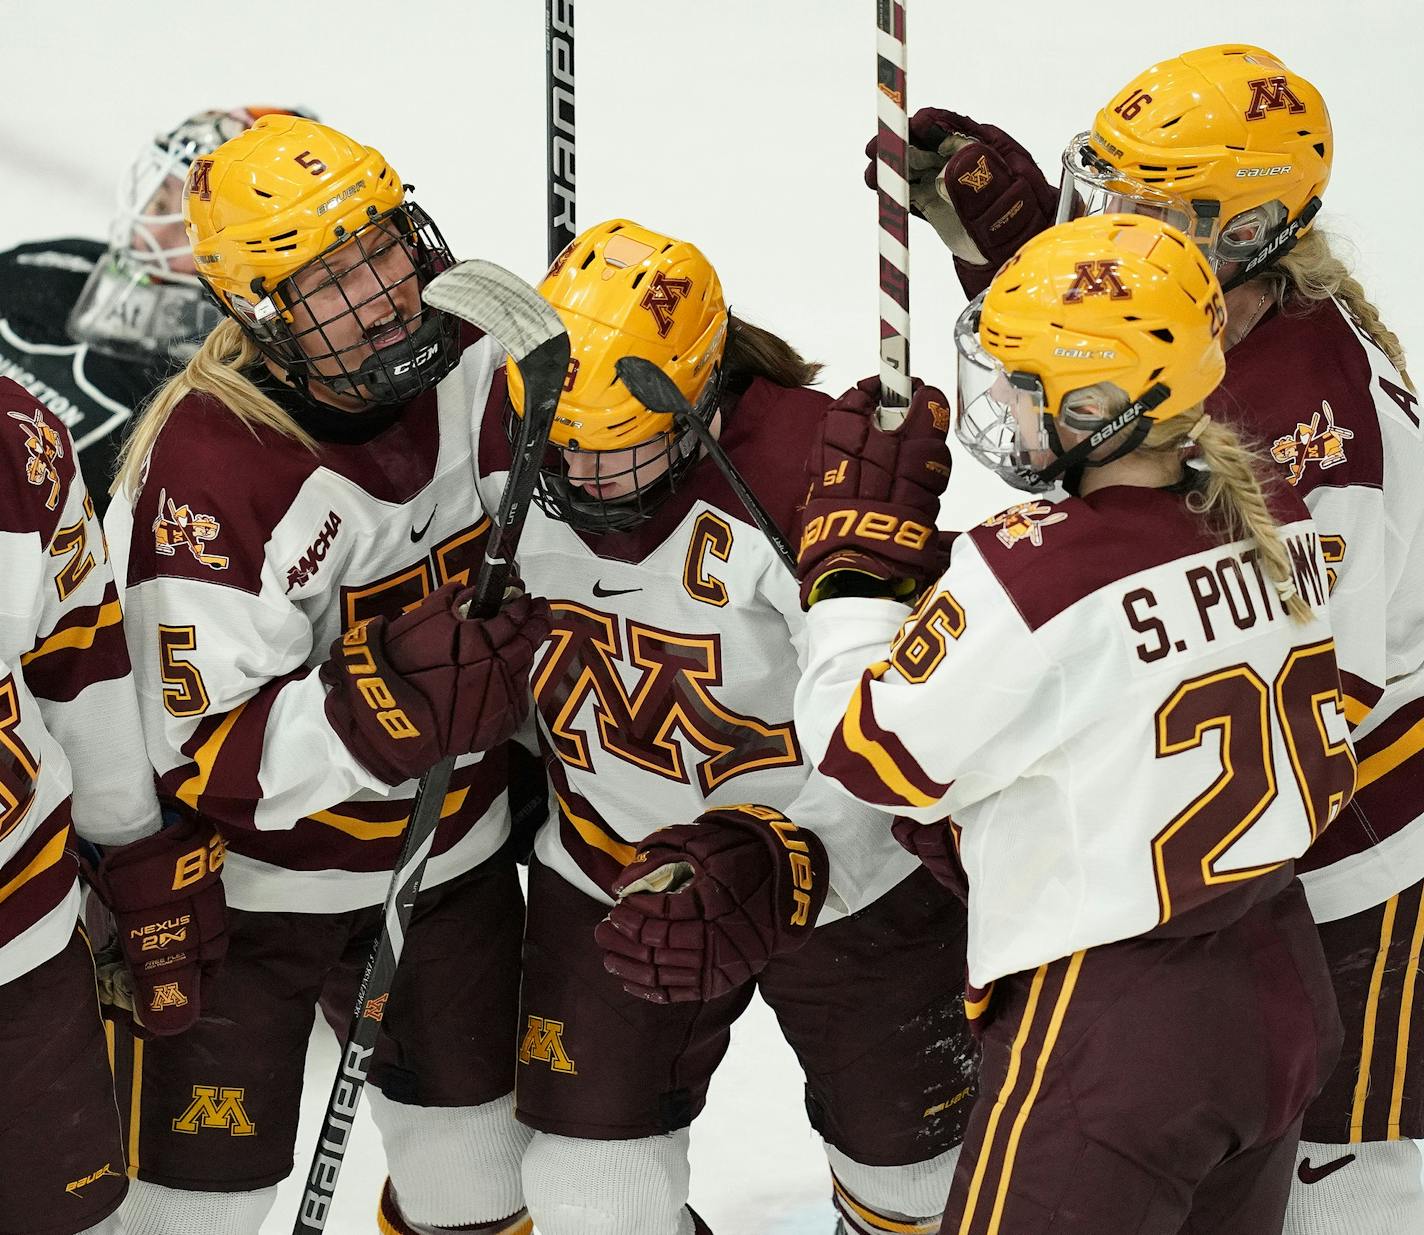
(875, 0), (911, 429)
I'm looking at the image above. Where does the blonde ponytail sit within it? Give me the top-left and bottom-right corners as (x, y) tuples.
(1143, 408), (1312, 624)
(112, 319), (317, 500)
(1269, 229), (1414, 392)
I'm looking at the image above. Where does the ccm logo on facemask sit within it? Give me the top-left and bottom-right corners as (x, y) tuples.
(799, 510), (933, 554)
(390, 341), (441, 376)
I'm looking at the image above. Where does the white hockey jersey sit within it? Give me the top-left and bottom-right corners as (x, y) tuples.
(796, 482), (1357, 987)
(466, 346), (916, 918)
(1212, 296), (1424, 922)
(106, 334), (511, 914)
(0, 378), (160, 984)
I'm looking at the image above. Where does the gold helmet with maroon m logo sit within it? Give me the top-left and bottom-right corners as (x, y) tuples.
(1059, 45), (1332, 290)
(956, 214), (1227, 492)
(508, 218), (728, 532)
(183, 114), (458, 406)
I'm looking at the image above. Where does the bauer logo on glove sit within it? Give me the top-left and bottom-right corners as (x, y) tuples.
(594, 805), (830, 1004)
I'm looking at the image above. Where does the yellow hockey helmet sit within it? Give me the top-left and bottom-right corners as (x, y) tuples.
(1060, 45), (1331, 290)
(508, 218), (729, 532)
(184, 114), (457, 405)
(956, 214), (1227, 492)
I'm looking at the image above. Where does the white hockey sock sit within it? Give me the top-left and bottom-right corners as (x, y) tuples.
(118, 1179), (278, 1235)
(366, 1087), (530, 1227)
(1283, 1138), (1424, 1235)
(522, 1129), (696, 1235)
(825, 1142), (957, 1231)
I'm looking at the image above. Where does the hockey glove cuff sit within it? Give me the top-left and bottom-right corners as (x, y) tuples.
(798, 378), (952, 608)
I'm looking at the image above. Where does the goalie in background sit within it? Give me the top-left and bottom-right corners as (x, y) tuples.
(0, 106), (308, 517)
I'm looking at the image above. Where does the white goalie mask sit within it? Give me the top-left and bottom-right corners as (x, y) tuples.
(68, 106), (312, 365)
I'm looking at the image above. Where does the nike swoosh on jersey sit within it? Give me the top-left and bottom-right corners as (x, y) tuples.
(1297, 1153), (1356, 1184)
(410, 507), (437, 542)
(591, 581), (642, 598)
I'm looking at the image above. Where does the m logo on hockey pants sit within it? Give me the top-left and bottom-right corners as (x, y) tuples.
(520, 1016), (576, 1074)
(172, 1085), (257, 1135)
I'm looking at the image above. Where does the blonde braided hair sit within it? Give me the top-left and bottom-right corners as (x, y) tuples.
(1267, 229), (1414, 392)
(113, 319), (316, 500)
(1141, 406), (1312, 623)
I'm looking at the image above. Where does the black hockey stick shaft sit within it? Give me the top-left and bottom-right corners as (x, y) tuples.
(546, 0), (576, 264)
(614, 356), (797, 577)
(293, 262), (568, 1233)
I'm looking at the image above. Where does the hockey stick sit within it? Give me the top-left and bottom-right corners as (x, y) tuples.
(292, 260), (569, 1234)
(874, 0), (911, 429)
(614, 355), (797, 577)
(546, 0), (576, 263)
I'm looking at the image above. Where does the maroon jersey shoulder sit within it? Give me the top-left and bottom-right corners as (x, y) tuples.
(967, 482), (1310, 633)
(1211, 299), (1385, 495)
(0, 376), (79, 540)
(718, 377), (828, 535)
(125, 390), (322, 594)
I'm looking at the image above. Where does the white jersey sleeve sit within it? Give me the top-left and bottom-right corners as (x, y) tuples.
(799, 484), (1354, 987)
(0, 379), (160, 982)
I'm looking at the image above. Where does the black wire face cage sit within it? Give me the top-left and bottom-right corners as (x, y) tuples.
(506, 374), (721, 535)
(238, 200), (458, 407)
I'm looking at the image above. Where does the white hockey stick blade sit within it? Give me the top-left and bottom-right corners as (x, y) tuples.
(423, 259), (565, 360)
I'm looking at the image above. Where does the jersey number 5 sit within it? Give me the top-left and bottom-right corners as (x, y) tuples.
(1152, 640), (1355, 923)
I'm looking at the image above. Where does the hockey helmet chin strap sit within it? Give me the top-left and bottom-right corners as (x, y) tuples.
(1028, 383), (1171, 495)
(1218, 197), (1322, 293)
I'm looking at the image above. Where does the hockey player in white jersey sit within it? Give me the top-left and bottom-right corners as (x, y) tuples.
(105, 115), (546, 1235)
(0, 377), (226, 1233)
(886, 43), (1424, 1231)
(466, 219), (971, 1234)
(795, 214), (1353, 1234)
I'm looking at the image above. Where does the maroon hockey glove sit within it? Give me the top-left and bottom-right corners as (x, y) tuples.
(595, 805), (830, 1004)
(90, 810), (228, 1037)
(322, 581), (552, 786)
(797, 378), (951, 608)
(891, 816), (967, 899)
(864, 108), (1057, 298)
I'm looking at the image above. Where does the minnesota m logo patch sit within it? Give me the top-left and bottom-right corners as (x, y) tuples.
(172, 1085), (256, 1135)
(1245, 75), (1307, 121)
(520, 1016), (576, 1074)
(1063, 260), (1131, 304)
